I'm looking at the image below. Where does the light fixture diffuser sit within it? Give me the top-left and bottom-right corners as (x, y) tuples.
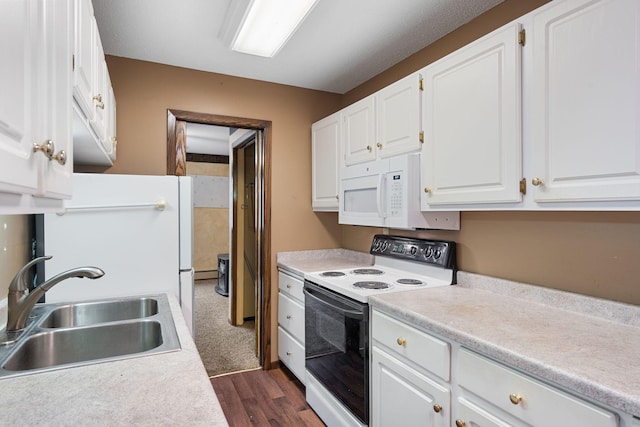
(220, 0), (319, 58)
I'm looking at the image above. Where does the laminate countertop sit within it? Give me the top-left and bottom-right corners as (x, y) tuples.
(370, 271), (640, 418)
(0, 294), (228, 426)
(277, 248), (374, 278)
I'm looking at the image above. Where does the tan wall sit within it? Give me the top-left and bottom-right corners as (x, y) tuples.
(87, 57), (343, 362)
(187, 162), (229, 273)
(0, 215), (31, 305)
(341, 0), (640, 306)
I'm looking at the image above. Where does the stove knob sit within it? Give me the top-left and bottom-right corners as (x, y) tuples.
(434, 249), (442, 259)
(424, 247), (433, 258)
(410, 246), (417, 256)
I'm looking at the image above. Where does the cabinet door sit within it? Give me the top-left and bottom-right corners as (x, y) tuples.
(311, 112), (340, 211)
(377, 73), (422, 159)
(0, 0), (39, 196)
(106, 78), (117, 161)
(371, 346), (450, 427)
(531, 0), (640, 202)
(73, 0), (95, 120)
(422, 22), (522, 206)
(38, 0), (73, 199)
(91, 27), (107, 143)
(343, 96), (376, 165)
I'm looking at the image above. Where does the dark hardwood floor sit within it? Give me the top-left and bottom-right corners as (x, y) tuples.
(210, 367), (325, 426)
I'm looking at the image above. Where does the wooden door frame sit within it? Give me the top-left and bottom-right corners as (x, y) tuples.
(167, 109), (272, 369)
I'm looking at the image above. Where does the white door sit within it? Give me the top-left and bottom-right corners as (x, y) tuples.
(530, 0), (640, 202)
(422, 22), (523, 206)
(377, 72), (422, 159)
(312, 112), (341, 210)
(343, 96), (376, 165)
(0, 0), (39, 196)
(73, 0), (95, 121)
(371, 347), (450, 427)
(37, 0), (73, 199)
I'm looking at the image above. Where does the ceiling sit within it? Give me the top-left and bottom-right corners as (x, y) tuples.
(92, 0), (503, 95)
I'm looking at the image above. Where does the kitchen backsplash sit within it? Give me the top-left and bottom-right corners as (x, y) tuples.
(0, 215), (31, 328)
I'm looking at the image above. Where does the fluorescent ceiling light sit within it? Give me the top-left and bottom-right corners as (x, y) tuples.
(220, 0), (319, 58)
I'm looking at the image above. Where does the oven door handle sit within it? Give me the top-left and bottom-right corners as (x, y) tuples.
(304, 288), (365, 320)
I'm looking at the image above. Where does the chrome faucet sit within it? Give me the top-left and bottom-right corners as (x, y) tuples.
(6, 256), (105, 332)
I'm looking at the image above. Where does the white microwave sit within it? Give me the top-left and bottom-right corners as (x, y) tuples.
(339, 154), (460, 230)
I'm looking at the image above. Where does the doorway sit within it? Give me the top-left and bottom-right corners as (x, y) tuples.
(167, 109), (272, 370)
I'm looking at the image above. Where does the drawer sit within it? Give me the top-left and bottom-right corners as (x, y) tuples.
(278, 326), (306, 384)
(278, 292), (305, 343)
(455, 396), (512, 427)
(372, 310), (450, 381)
(458, 349), (617, 427)
(278, 271), (304, 302)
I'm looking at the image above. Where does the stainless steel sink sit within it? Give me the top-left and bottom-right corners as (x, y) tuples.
(0, 294), (180, 378)
(39, 297), (158, 328)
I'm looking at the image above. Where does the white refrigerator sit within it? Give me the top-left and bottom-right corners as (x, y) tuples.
(37, 173), (195, 335)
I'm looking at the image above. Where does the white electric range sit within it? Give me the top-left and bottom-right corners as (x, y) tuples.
(303, 234), (457, 427)
(304, 235), (457, 303)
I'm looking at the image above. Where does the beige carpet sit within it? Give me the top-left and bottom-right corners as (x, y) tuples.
(194, 279), (260, 377)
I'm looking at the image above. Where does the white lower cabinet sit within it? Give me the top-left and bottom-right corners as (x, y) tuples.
(455, 349), (618, 427)
(371, 309), (625, 427)
(371, 310), (451, 427)
(371, 347), (450, 427)
(277, 270), (305, 384)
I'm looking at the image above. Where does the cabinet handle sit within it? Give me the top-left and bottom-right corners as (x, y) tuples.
(52, 150), (67, 166)
(93, 94), (103, 102)
(96, 102), (105, 110)
(396, 337), (406, 346)
(286, 284), (292, 289)
(424, 187), (432, 194)
(377, 142), (382, 149)
(509, 393), (523, 405)
(433, 404), (442, 413)
(33, 140), (54, 159)
(286, 315), (292, 319)
(112, 136), (118, 146)
(286, 351), (292, 356)
(532, 177), (543, 186)
(455, 420), (467, 427)
(335, 195), (339, 200)
(366, 145), (372, 151)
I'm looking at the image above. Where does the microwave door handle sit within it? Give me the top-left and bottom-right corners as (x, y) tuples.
(376, 173), (386, 218)
(303, 288), (365, 320)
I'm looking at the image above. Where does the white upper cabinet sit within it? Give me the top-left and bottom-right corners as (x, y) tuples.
(376, 73), (423, 159)
(343, 96), (377, 165)
(0, 0), (72, 213)
(0, 0), (39, 197)
(530, 0), (640, 203)
(421, 22), (523, 207)
(343, 73), (422, 166)
(312, 112), (341, 211)
(72, 0), (116, 166)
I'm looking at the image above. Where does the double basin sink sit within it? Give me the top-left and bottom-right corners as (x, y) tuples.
(0, 294), (180, 378)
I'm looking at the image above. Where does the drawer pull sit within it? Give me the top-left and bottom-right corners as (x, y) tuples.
(396, 337), (406, 346)
(286, 284), (292, 288)
(286, 351), (292, 356)
(433, 404), (442, 413)
(509, 393), (523, 405)
(455, 420), (466, 427)
(286, 315), (292, 319)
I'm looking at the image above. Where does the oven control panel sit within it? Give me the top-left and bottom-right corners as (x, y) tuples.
(370, 234), (456, 269)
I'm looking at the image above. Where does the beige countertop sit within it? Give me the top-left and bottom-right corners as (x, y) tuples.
(0, 294), (228, 426)
(369, 272), (640, 418)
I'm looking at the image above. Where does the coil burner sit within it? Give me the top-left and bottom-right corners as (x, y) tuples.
(351, 268), (384, 275)
(353, 281), (392, 290)
(320, 271), (346, 277)
(396, 278), (423, 286)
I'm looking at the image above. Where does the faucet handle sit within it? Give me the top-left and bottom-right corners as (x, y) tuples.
(9, 256), (53, 294)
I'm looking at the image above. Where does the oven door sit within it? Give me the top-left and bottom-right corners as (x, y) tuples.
(304, 280), (369, 424)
